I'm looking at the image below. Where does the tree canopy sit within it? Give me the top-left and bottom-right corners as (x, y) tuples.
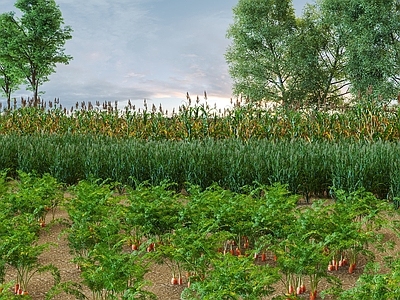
(226, 0), (400, 108)
(225, 0), (297, 105)
(0, 0), (72, 103)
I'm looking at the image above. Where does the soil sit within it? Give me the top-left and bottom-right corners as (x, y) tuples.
(4, 203), (400, 300)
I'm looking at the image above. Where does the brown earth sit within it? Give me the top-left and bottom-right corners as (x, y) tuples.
(4, 204), (400, 300)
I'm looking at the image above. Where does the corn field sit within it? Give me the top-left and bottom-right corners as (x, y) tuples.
(1, 97), (400, 141)
(1, 97), (400, 204)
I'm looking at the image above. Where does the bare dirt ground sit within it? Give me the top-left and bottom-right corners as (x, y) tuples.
(4, 204), (399, 300)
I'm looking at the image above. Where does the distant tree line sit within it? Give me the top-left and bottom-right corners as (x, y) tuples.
(0, 0), (72, 103)
(226, 0), (400, 109)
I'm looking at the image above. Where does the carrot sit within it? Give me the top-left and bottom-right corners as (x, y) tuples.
(309, 290), (317, 300)
(296, 286), (302, 295)
(348, 263), (356, 274)
(14, 284), (19, 294)
(261, 253), (266, 262)
(327, 263), (333, 271)
(288, 285), (294, 294)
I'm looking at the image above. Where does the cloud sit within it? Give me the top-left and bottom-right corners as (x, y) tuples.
(0, 0), (241, 111)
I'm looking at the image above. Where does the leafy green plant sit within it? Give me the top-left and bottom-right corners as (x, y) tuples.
(44, 281), (86, 300)
(181, 253), (280, 300)
(328, 189), (393, 271)
(126, 181), (182, 242)
(337, 260), (400, 300)
(8, 171), (63, 225)
(65, 179), (121, 257)
(251, 183), (299, 255)
(153, 223), (232, 285)
(76, 243), (155, 300)
(1, 214), (59, 294)
(272, 200), (335, 299)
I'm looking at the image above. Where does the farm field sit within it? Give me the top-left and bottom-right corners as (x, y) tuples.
(5, 201), (400, 300)
(1, 102), (400, 299)
(2, 0), (400, 297)
(3, 101), (400, 200)
(1, 171), (399, 299)
(4, 207), (185, 300)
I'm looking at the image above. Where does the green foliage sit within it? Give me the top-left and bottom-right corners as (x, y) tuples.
(0, 60), (24, 102)
(1, 172), (399, 299)
(0, 172), (62, 295)
(226, 0), (400, 105)
(0, 0), (72, 101)
(1, 134), (400, 206)
(320, 0), (400, 101)
(225, 0), (297, 104)
(182, 254), (280, 300)
(66, 179), (122, 255)
(77, 244), (155, 300)
(3, 101), (400, 141)
(338, 260), (400, 299)
(126, 181), (182, 239)
(288, 4), (348, 107)
(64, 179), (156, 299)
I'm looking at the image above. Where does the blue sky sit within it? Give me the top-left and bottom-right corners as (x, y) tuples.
(0, 0), (311, 112)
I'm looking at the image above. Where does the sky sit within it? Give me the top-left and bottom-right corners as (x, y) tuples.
(0, 0), (311, 112)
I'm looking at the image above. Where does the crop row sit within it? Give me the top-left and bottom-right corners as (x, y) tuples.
(1, 136), (400, 202)
(0, 171), (65, 299)
(1, 172), (399, 299)
(1, 99), (400, 141)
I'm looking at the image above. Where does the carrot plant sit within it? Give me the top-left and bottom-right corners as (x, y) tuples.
(15, 171), (63, 223)
(76, 243), (156, 300)
(0, 282), (22, 299)
(1, 213), (59, 295)
(1, 170), (399, 298)
(153, 223), (232, 286)
(327, 189), (393, 272)
(65, 179), (156, 299)
(65, 179), (123, 257)
(251, 183), (299, 256)
(126, 181), (182, 244)
(337, 259), (400, 299)
(181, 253), (280, 300)
(0, 172), (64, 295)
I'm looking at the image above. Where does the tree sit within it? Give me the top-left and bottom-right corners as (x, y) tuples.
(0, 0), (72, 103)
(225, 0), (297, 105)
(225, 0), (348, 109)
(0, 61), (24, 103)
(226, 0), (400, 107)
(0, 14), (24, 103)
(287, 4), (348, 109)
(318, 0), (400, 102)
